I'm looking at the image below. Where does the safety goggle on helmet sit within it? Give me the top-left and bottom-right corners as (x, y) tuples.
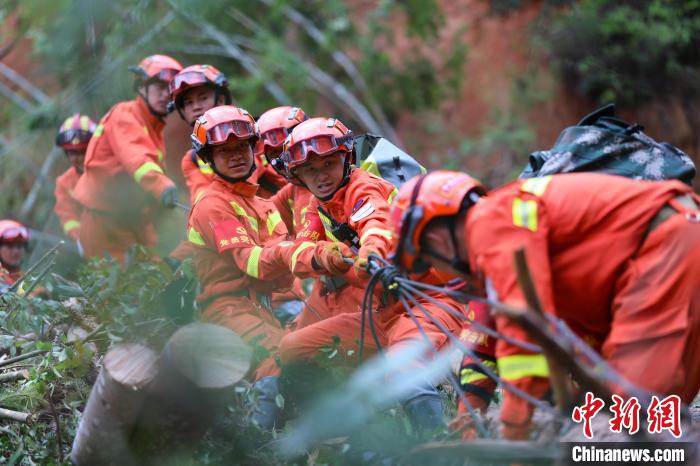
(0, 220), (29, 245)
(168, 64), (230, 110)
(281, 117), (355, 174)
(191, 105), (258, 155)
(129, 54), (183, 87)
(257, 106), (308, 150)
(389, 170), (486, 273)
(55, 114), (97, 151)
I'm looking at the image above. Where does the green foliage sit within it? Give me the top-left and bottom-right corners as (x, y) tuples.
(543, 0), (700, 106)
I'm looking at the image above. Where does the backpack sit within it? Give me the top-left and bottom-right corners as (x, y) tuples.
(520, 104), (696, 185)
(355, 134), (426, 188)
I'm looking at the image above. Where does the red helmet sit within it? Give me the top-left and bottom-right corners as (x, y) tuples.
(0, 220), (29, 245)
(257, 106), (308, 151)
(169, 64), (231, 111)
(281, 117), (355, 176)
(55, 113), (97, 151)
(191, 105), (258, 160)
(129, 54), (183, 86)
(389, 170), (486, 272)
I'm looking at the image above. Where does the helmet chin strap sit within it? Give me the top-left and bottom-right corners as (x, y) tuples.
(210, 159), (257, 184)
(425, 222), (471, 275)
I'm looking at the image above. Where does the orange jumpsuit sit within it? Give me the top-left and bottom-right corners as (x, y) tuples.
(187, 177), (294, 380)
(54, 167), (82, 241)
(73, 98), (175, 261)
(181, 149), (213, 205)
(279, 169), (465, 366)
(464, 173), (700, 438)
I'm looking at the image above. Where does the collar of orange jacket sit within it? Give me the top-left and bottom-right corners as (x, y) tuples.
(134, 96), (167, 130)
(212, 176), (259, 197)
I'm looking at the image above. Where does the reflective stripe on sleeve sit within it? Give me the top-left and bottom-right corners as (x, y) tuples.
(230, 201), (258, 232)
(266, 211), (283, 235)
(291, 241), (315, 271)
(359, 227), (392, 245)
(187, 227), (206, 246)
(521, 176), (552, 197)
(497, 354), (549, 380)
(246, 246), (263, 278)
(63, 220), (81, 234)
(133, 162), (164, 183)
(512, 198), (538, 232)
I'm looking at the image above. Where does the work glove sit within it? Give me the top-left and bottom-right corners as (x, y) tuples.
(353, 247), (381, 281)
(312, 241), (354, 275)
(160, 186), (178, 209)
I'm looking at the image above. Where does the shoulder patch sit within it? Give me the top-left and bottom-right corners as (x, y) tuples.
(350, 202), (375, 222)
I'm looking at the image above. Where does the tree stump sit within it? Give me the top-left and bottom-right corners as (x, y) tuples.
(132, 322), (252, 463)
(70, 343), (158, 466)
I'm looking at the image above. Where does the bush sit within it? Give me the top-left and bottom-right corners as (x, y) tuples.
(544, 0), (700, 107)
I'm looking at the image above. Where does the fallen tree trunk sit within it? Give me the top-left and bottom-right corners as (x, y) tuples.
(70, 344), (158, 466)
(132, 322), (252, 463)
(0, 406), (32, 423)
(0, 369), (29, 383)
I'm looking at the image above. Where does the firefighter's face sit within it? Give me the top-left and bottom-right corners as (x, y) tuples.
(65, 149), (86, 174)
(0, 242), (26, 271)
(182, 87), (224, 126)
(211, 139), (254, 180)
(143, 81), (171, 115)
(294, 152), (346, 199)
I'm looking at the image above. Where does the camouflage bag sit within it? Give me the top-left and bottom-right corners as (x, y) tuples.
(520, 104), (696, 185)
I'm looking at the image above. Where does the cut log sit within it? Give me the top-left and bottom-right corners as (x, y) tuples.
(0, 369), (29, 383)
(0, 406), (32, 423)
(70, 344), (158, 466)
(131, 323), (252, 463)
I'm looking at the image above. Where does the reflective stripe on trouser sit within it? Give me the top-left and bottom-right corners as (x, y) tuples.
(201, 296), (285, 380)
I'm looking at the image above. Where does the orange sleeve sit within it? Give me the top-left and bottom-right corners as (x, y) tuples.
(181, 150), (213, 204)
(53, 171), (82, 240)
(346, 178), (395, 257)
(108, 109), (175, 201)
(271, 183), (295, 234)
(191, 197), (292, 282)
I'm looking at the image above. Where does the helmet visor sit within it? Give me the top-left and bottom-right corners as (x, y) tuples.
(261, 127), (290, 148)
(1, 226), (29, 244)
(148, 68), (180, 84)
(169, 71), (210, 95)
(286, 134), (354, 168)
(56, 129), (92, 148)
(207, 120), (256, 145)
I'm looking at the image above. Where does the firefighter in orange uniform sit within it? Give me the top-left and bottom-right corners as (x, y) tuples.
(277, 117), (465, 432)
(53, 114), (96, 244)
(390, 170), (700, 439)
(255, 106), (312, 325)
(168, 64), (232, 204)
(73, 54), (182, 262)
(186, 105), (321, 430)
(0, 220), (29, 288)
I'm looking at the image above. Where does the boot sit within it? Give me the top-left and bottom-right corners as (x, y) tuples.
(403, 392), (446, 435)
(250, 376), (281, 431)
